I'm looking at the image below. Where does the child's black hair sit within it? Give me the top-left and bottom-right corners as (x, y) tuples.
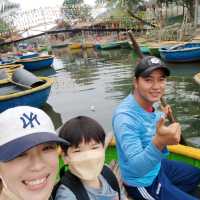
(59, 116), (105, 151)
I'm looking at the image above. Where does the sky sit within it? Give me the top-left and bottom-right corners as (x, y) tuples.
(10, 0), (99, 36)
(12, 0), (96, 10)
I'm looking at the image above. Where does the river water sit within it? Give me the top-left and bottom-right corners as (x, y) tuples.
(35, 48), (200, 147)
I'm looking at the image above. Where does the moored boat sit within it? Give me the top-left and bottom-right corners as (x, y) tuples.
(159, 42), (200, 62)
(99, 42), (121, 50)
(51, 42), (69, 49)
(17, 52), (39, 59)
(0, 64), (24, 85)
(95, 43), (101, 49)
(68, 43), (81, 49)
(115, 40), (131, 49)
(15, 55), (54, 71)
(0, 73), (54, 112)
(140, 45), (150, 54)
(0, 64), (23, 75)
(129, 41), (150, 54)
(147, 41), (183, 57)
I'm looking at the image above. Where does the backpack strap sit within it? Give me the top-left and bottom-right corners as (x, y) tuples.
(102, 165), (121, 200)
(59, 171), (90, 200)
(51, 165), (121, 200)
(51, 166), (67, 200)
(51, 181), (59, 199)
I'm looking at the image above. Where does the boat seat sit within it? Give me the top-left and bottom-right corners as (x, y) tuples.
(109, 160), (134, 200)
(108, 160), (200, 199)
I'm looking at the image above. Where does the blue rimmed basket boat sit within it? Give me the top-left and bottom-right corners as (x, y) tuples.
(0, 76), (54, 112)
(159, 42), (200, 62)
(15, 55), (54, 71)
(0, 64), (23, 74)
(17, 52), (39, 59)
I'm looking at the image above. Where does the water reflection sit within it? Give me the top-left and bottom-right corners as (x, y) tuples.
(35, 48), (199, 146)
(34, 65), (57, 76)
(166, 62), (200, 77)
(165, 77), (200, 139)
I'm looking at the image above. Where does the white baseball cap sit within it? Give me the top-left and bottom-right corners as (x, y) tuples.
(0, 106), (69, 162)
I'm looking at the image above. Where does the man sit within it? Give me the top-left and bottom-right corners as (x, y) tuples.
(112, 56), (200, 199)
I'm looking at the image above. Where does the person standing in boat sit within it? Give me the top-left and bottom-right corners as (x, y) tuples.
(0, 106), (69, 200)
(112, 56), (200, 200)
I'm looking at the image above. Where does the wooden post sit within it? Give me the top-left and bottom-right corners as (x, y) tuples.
(194, 0), (199, 28)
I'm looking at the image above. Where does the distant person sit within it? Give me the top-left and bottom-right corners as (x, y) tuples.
(0, 106), (69, 200)
(54, 116), (127, 200)
(112, 56), (200, 199)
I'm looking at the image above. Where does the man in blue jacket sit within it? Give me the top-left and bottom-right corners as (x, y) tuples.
(112, 56), (200, 199)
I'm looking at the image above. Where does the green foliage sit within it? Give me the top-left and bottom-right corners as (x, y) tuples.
(156, 0), (195, 20)
(0, 19), (10, 33)
(95, 0), (143, 8)
(63, 0), (83, 4)
(62, 0), (92, 21)
(165, 15), (183, 26)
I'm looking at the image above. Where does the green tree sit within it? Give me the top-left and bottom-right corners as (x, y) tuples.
(63, 0), (86, 19)
(95, 0), (142, 8)
(95, 0), (156, 28)
(155, 0), (195, 21)
(80, 4), (92, 21)
(178, 0), (195, 21)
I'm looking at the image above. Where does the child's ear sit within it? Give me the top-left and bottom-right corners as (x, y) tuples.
(133, 78), (137, 89)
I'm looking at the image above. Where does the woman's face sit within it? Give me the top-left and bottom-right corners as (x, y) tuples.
(0, 143), (59, 200)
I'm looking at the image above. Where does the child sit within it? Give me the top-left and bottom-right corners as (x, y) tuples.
(54, 116), (126, 200)
(0, 106), (69, 200)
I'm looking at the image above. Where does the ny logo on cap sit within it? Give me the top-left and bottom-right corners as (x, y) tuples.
(20, 112), (40, 128)
(150, 57), (161, 64)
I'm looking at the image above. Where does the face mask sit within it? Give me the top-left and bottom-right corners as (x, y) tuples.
(68, 149), (105, 181)
(0, 175), (21, 200)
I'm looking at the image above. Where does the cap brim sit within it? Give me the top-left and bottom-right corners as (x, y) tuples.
(0, 132), (69, 162)
(141, 66), (170, 77)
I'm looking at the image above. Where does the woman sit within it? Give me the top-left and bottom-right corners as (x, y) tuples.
(0, 106), (69, 200)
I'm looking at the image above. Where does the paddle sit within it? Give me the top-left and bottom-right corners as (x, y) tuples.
(127, 30), (186, 145)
